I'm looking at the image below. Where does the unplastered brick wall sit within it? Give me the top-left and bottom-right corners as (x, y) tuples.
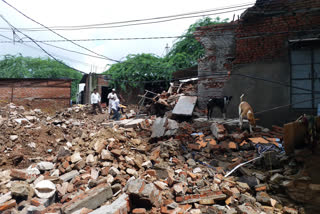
(194, 24), (236, 107)
(0, 79), (72, 113)
(194, 0), (320, 109)
(234, 0), (320, 64)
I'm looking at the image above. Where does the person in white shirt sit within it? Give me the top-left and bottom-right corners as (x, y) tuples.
(111, 98), (121, 120)
(91, 88), (102, 114)
(107, 88), (118, 116)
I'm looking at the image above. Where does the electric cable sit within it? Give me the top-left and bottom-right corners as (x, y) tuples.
(1, 0), (120, 63)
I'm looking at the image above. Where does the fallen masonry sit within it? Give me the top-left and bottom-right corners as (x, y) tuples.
(0, 102), (319, 213)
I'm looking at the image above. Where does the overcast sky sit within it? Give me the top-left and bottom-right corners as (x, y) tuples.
(0, 0), (254, 73)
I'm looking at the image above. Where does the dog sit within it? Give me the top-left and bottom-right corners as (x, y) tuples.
(239, 94), (257, 133)
(207, 96), (232, 120)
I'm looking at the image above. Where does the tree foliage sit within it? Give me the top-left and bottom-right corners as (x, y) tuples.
(166, 17), (229, 68)
(0, 54), (82, 100)
(105, 53), (171, 90)
(104, 17), (229, 89)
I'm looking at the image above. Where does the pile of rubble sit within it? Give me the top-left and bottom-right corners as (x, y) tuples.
(0, 103), (318, 214)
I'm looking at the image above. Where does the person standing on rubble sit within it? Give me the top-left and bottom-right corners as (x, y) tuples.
(91, 88), (103, 114)
(111, 98), (121, 120)
(107, 89), (118, 119)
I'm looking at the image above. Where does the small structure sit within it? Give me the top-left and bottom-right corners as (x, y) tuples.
(0, 78), (72, 113)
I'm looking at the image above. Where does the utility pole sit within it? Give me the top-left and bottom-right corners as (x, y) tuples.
(165, 43), (170, 55)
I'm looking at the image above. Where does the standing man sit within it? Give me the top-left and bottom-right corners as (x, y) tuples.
(91, 88), (103, 114)
(111, 98), (121, 120)
(107, 88), (118, 118)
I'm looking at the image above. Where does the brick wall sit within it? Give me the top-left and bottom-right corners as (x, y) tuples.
(194, 24), (236, 107)
(234, 0), (320, 64)
(194, 0), (320, 109)
(0, 79), (72, 113)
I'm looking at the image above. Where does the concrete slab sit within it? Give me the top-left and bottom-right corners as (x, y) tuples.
(172, 96), (197, 116)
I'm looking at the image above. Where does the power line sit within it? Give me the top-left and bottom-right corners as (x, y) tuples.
(0, 28), (319, 44)
(0, 15), (87, 74)
(0, 33), (106, 68)
(255, 97), (320, 115)
(1, 0), (120, 63)
(0, 3), (254, 31)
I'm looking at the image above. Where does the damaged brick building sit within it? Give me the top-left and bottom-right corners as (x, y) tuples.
(195, 0), (320, 127)
(0, 78), (72, 113)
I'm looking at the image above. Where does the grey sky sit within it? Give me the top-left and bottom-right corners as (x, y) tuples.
(0, 0), (254, 73)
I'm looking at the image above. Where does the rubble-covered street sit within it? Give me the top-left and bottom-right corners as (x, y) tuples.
(0, 100), (319, 214)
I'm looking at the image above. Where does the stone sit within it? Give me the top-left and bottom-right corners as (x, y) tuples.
(125, 178), (162, 208)
(124, 118), (145, 128)
(142, 160), (152, 168)
(57, 146), (71, 158)
(74, 160), (86, 170)
(36, 162), (54, 171)
(106, 174), (114, 184)
(111, 149), (122, 156)
(62, 183), (113, 214)
(239, 193), (256, 204)
(10, 135), (18, 141)
(187, 159), (197, 167)
(89, 193), (129, 214)
(26, 165), (41, 176)
(86, 154), (95, 165)
(125, 156), (135, 165)
(126, 168), (138, 177)
(101, 149), (113, 161)
(237, 181), (250, 191)
(256, 192), (271, 205)
(57, 182), (69, 196)
(10, 181), (31, 198)
(270, 173), (284, 184)
(154, 181), (168, 190)
(193, 167), (202, 174)
(91, 167), (99, 180)
(109, 167), (120, 177)
(237, 204), (260, 214)
(59, 170), (79, 182)
(151, 117), (167, 138)
(34, 180), (56, 199)
(173, 183), (186, 196)
(94, 140), (106, 153)
(71, 152), (82, 163)
(0, 192), (12, 204)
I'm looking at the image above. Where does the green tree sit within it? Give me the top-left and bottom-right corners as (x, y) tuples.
(104, 53), (172, 90)
(0, 54), (82, 100)
(103, 17), (229, 89)
(165, 17), (229, 68)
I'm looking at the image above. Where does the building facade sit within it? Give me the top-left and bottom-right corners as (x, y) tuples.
(195, 0), (320, 126)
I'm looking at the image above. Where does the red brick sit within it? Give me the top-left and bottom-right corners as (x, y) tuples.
(10, 169), (34, 180)
(132, 208), (147, 214)
(146, 169), (157, 177)
(0, 199), (16, 212)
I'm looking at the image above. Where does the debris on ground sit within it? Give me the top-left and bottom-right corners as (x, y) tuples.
(0, 101), (318, 214)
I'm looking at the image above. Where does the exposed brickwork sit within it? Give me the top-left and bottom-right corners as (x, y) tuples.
(194, 0), (320, 109)
(0, 79), (72, 113)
